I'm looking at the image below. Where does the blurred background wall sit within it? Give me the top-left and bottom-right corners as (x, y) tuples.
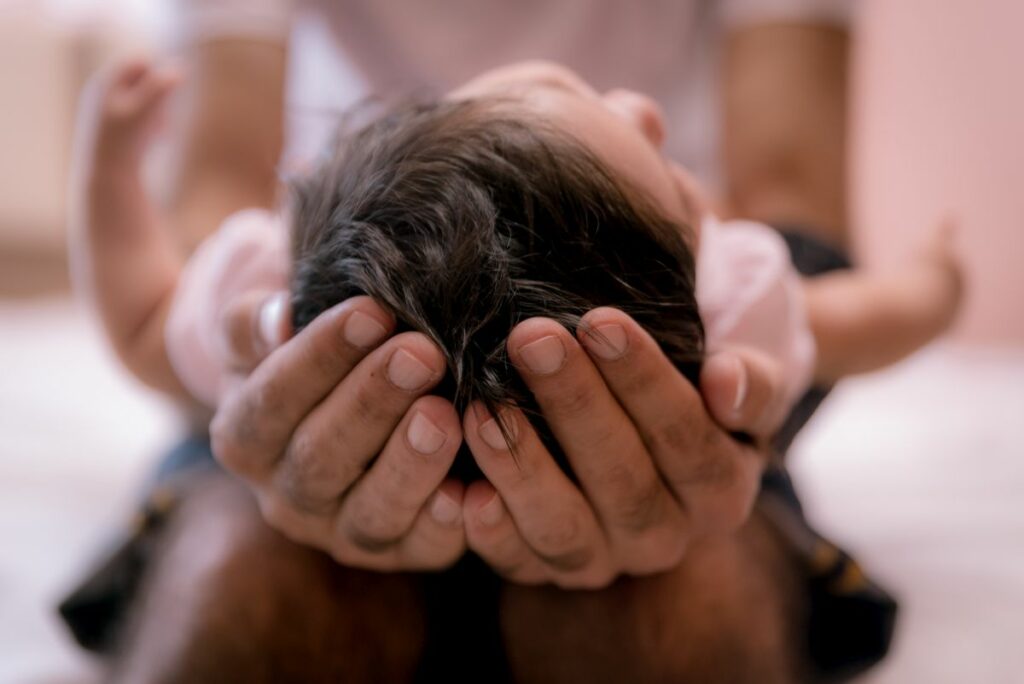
(0, 0), (158, 293)
(853, 0), (1024, 346)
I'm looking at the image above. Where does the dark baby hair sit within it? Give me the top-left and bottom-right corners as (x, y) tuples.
(290, 98), (704, 470)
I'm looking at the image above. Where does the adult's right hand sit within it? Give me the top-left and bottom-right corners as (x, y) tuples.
(209, 293), (467, 570)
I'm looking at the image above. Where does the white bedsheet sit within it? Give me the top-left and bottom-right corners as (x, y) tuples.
(1, 296), (1021, 683)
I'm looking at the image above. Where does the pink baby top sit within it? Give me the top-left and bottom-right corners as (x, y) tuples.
(166, 208), (815, 412)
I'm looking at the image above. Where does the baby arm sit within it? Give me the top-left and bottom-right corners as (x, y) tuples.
(69, 60), (187, 397)
(806, 224), (964, 383)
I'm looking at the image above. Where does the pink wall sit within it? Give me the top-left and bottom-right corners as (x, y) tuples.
(853, 0), (1024, 346)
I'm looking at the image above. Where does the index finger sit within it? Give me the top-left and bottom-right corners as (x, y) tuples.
(577, 307), (765, 535)
(216, 290), (290, 373)
(700, 347), (787, 437)
(210, 296), (394, 479)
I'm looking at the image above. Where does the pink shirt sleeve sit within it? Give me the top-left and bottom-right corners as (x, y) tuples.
(165, 208), (290, 406)
(696, 215), (816, 412)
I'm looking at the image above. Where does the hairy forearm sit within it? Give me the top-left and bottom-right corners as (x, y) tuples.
(722, 23), (850, 246)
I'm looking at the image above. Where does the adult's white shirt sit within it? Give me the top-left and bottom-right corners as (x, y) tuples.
(175, 0), (851, 185)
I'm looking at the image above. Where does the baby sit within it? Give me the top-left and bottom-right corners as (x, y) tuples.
(75, 60), (962, 456)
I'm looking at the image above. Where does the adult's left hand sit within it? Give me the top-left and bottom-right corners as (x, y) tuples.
(461, 306), (784, 589)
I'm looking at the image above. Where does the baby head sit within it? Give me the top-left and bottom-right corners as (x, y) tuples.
(289, 62), (704, 465)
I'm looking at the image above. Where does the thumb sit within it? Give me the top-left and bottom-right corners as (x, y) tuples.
(215, 290), (292, 374)
(700, 348), (786, 438)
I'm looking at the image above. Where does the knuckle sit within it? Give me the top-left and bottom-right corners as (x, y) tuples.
(351, 379), (402, 426)
(376, 457), (417, 496)
(209, 407), (252, 476)
(244, 376), (286, 425)
(646, 419), (695, 461)
(276, 432), (345, 514)
(345, 524), (404, 555)
(618, 363), (662, 398)
(670, 453), (735, 497)
(210, 384), (276, 462)
(374, 454), (431, 506)
(281, 430), (321, 483)
(291, 310), (369, 382)
(342, 499), (407, 553)
(549, 381), (595, 416)
(658, 425), (736, 492)
(605, 470), (667, 534)
(308, 319), (360, 375)
(531, 515), (594, 572)
(534, 513), (581, 552)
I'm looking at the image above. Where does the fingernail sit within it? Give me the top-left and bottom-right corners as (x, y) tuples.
(517, 335), (566, 375)
(387, 349), (435, 391)
(258, 293), (286, 350)
(478, 493), (504, 527)
(584, 324), (628, 360)
(731, 356), (748, 415)
(479, 411), (517, 451)
(407, 412), (447, 455)
(344, 310), (388, 349)
(430, 491), (461, 525)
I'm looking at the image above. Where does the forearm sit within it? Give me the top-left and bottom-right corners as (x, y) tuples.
(722, 23), (850, 247)
(76, 169), (186, 395)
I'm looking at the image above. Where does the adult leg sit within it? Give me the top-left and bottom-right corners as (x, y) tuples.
(500, 511), (808, 683)
(109, 472), (427, 684)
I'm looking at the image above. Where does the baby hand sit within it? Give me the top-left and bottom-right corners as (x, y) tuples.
(77, 58), (181, 170)
(917, 219), (966, 330)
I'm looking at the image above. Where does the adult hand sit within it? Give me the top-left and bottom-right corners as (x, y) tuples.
(461, 307), (785, 589)
(209, 294), (467, 570)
